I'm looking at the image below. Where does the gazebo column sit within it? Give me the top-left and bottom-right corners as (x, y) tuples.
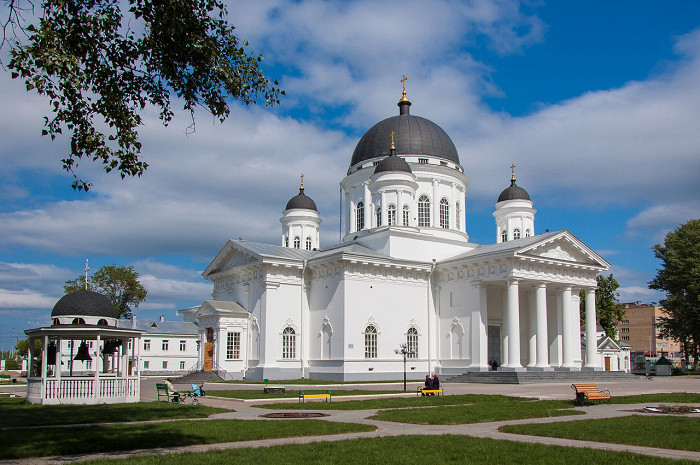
(502, 279), (524, 371)
(534, 284), (553, 370)
(94, 335), (101, 401)
(41, 336), (48, 400)
(584, 288), (601, 370)
(561, 287), (576, 370)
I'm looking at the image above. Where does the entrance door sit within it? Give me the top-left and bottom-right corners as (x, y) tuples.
(488, 325), (501, 367)
(203, 327), (214, 371)
(604, 356), (611, 371)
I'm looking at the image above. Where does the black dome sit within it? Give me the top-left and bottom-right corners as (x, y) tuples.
(374, 153), (412, 174)
(351, 102), (459, 167)
(285, 187), (318, 212)
(51, 290), (117, 319)
(497, 179), (531, 202)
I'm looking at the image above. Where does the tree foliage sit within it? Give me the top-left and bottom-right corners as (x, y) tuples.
(4, 0), (283, 190)
(579, 274), (625, 338)
(649, 219), (700, 364)
(64, 264), (147, 319)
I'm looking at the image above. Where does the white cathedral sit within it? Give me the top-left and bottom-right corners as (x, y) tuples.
(179, 84), (612, 381)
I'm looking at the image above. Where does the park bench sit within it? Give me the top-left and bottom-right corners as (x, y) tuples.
(264, 386), (286, 394)
(571, 383), (610, 405)
(156, 383), (180, 403)
(298, 390), (332, 403)
(0, 374), (11, 383)
(417, 385), (444, 397)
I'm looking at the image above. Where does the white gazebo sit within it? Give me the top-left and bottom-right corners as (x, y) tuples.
(25, 290), (143, 405)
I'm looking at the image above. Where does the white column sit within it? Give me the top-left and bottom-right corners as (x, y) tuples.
(363, 183), (371, 230)
(561, 286), (575, 368)
(450, 183), (457, 229)
(349, 199), (355, 233)
(469, 283), (489, 371)
(432, 179), (439, 227)
(501, 289), (508, 367)
(535, 284), (551, 369)
(345, 191), (350, 234)
(584, 288), (601, 370)
(527, 291), (537, 367)
(503, 279), (523, 370)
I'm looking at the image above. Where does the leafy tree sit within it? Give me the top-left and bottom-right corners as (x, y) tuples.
(4, 0), (283, 191)
(579, 274), (625, 338)
(14, 337), (42, 358)
(64, 264), (147, 319)
(649, 219), (700, 366)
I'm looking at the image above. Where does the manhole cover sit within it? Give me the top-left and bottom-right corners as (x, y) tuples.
(260, 412), (329, 418)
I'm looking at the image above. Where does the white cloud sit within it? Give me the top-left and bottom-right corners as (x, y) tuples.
(0, 288), (60, 309)
(625, 204), (700, 243)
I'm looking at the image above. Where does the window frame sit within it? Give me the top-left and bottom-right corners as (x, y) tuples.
(418, 195), (431, 227)
(356, 201), (365, 230)
(407, 327), (418, 358)
(282, 327), (296, 359)
(364, 325), (378, 359)
(439, 197), (449, 229)
(387, 204), (396, 226)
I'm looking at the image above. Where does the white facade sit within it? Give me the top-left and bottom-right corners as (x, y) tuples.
(183, 91), (616, 381)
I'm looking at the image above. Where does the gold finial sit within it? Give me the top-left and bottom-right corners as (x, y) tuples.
(510, 164), (516, 181)
(390, 130), (395, 150)
(399, 75), (410, 102)
(300, 173), (304, 189)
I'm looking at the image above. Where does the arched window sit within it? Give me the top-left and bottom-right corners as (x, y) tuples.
(407, 327), (418, 358)
(402, 205), (410, 226)
(284, 236), (288, 247)
(356, 201), (364, 231)
(525, 229), (531, 237)
(456, 202), (461, 229)
(305, 237), (312, 250)
(97, 318), (108, 326)
(364, 325), (377, 359)
(440, 198), (449, 229)
(72, 318), (86, 325)
(387, 204), (396, 225)
(293, 236), (300, 249)
(282, 327), (296, 359)
(376, 206), (381, 227)
(418, 195), (431, 227)
(513, 228), (521, 240)
(501, 230), (508, 242)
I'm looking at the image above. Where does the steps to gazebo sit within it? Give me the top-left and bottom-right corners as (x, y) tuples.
(444, 370), (638, 384)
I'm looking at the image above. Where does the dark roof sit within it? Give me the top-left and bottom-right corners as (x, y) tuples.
(285, 187), (318, 212)
(351, 102), (459, 167)
(497, 179), (531, 202)
(374, 153), (412, 174)
(51, 290), (117, 319)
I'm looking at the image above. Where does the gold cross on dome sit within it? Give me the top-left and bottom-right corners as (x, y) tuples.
(401, 75), (407, 93)
(390, 130), (395, 150)
(300, 173), (304, 189)
(510, 164), (516, 181)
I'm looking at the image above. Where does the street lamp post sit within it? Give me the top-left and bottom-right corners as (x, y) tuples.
(394, 342), (415, 392)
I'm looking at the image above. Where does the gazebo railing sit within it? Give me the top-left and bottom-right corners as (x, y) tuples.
(27, 376), (140, 404)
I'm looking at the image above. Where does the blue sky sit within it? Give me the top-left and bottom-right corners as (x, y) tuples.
(1, 1), (699, 350)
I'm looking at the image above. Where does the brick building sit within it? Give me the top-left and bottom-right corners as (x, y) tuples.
(617, 302), (682, 359)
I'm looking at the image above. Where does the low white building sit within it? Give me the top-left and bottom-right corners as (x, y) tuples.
(581, 325), (631, 373)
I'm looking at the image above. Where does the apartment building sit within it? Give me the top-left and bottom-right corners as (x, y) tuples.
(617, 302), (682, 359)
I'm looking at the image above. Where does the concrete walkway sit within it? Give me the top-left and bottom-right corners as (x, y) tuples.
(4, 376), (699, 464)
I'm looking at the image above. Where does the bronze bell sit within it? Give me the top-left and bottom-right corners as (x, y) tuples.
(74, 341), (93, 361)
(46, 341), (57, 365)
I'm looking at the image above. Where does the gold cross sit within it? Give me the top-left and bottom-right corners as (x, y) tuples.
(300, 173), (304, 189)
(390, 130), (395, 150)
(401, 75), (407, 94)
(510, 164), (516, 181)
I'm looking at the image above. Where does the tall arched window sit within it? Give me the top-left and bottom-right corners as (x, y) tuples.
(387, 204), (396, 225)
(525, 229), (531, 237)
(407, 327), (418, 358)
(376, 206), (381, 227)
(501, 230), (508, 242)
(356, 201), (364, 231)
(418, 195), (431, 227)
(456, 202), (461, 229)
(440, 198), (449, 229)
(284, 236), (288, 247)
(402, 205), (410, 226)
(364, 325), (377, 359)
(513, 228), (521, 240)
(305, 237), (312, 250)
(293, 236), (300, 249)
(282, 327), (296, 359)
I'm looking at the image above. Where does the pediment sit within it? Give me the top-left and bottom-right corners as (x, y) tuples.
(204, 242), (258, 277)
(518, 234), (606, 267)
(193, 300), (249, 319)
(598, 336), (622, 351)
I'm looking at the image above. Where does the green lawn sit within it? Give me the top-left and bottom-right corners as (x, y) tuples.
(209, 389), (400, 400)
(370, 399), (582, 424)
(609, 393), (700, 404)
(0, 398), (228, 428)
(81, 434), (695, 465)
(219, 379), (421, 385)
(256, 393), (529, 410)
(0, 419), (376, 459)
(501, 415), (700, 451)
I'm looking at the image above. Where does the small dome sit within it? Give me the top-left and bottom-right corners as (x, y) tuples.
(497, 179), (531, 202)
(51, 290), (117, 319)
(285, 187), (318, 212)
(374, 153), (412, 174)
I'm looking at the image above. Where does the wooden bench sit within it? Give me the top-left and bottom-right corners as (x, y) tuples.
(417, 385), (444, 397)
(571, 383), (610, 405)
(0, 374), (11, 383)
(298, 390), (332, 403)
(156, 383), (180, 403)
(264, 386), (286, 394)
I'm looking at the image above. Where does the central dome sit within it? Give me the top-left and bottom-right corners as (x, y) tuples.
(350, 101), (459, 167)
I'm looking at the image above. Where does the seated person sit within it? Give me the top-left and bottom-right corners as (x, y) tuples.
(164, 377), (180, 402)
(423, 375), (431, 396)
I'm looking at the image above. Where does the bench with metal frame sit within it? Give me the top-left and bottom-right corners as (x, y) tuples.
(298, 390), (332, 403)
(571, 383), (610, 405)
(417, 385), (444, 397)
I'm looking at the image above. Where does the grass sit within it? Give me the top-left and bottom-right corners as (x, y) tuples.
(0, 398), (228, 428)
(0, 419), (376, 459)
(209, 389), (400, 400)
(370, 399), (581, 425)
(501, 415), (700, 451)
(609, 393), (700, 404)
(81, 434), (695, 465)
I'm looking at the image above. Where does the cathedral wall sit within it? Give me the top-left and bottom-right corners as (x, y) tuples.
(308, 271), (345, 365)
(436, 281), (474, 370)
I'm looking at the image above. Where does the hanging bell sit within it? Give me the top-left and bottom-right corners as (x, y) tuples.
(74, 341), (93, 361)
(46, 341), (57, 366)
